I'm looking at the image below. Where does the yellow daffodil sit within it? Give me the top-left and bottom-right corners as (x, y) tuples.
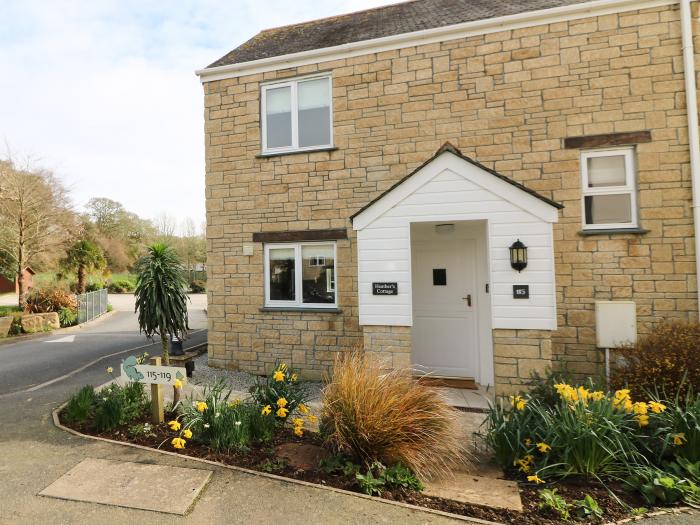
(106, 367), (113, 374)
(517, 461), (531, 473)
(276, 407), (289, 418)
(229, 399), (240, 407)
(307, 415), (318, 424)
(527, 475), (545, 484)
(591, 391), (605, 401)
(635, 414), (649, 427)
(577, 386), (590, 402)
(196, 401), (208, 412)
(510, 395), (527, 411)
(291, 373), (298, 382)
(633, 402), (648, 415)
(671, 433), (687, 446)
(279, 363), (288, 371)
(261, 405), (272, 416)
(524, 438), (533, 447)
(276, 397), (288, 408)
(273, 370), (285, 382)
(171, 437), (186, 449)
(182, 429), (193, 439)
(294, 426), (304, 437)
(649, 401), (666, 414)
(537, 442), (551, 453)
(524, 454), (535, 463)
(168, 420), (181, 431)
(292, 418), (304, 427)
(174, 379), (183, 390)
(298, 404), (310, 415)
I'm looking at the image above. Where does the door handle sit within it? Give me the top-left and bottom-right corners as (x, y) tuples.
(462, 294), (472, 307)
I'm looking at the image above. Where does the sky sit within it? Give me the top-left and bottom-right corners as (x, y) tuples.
(0, 0), (390, 232)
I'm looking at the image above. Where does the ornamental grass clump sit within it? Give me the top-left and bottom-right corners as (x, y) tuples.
(321, 351), (467, 480)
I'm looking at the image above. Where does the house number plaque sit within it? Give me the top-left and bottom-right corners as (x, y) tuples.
(373, 282), (398, 295)
(513, 285), (530, 299)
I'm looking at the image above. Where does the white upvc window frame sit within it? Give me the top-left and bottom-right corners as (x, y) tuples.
(260, 73), (333, 155)
(264, 241), (338, 309)
(581, 147), (638, 230)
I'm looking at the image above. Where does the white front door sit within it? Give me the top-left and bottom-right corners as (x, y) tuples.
(411, 239), (478, 378)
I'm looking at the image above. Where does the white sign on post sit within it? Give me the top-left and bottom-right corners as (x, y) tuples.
(121, 355), (186, 386)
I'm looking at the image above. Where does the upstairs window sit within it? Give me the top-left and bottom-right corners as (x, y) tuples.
(581, 148), (638, 230)
(264, 242), (337, 308)
(261, 75), (332, 154)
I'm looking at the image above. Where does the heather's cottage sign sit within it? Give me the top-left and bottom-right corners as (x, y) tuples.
(372, 282), (398, 295)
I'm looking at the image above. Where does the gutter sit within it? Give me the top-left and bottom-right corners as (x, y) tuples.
(196, 0), (677, 82)
(680, 0), (700, 311)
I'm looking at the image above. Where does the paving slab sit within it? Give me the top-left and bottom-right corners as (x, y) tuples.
(39, 458), (212, 515)
(423, 471), (523, 512)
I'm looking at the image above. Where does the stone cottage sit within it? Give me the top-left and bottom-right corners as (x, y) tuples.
(197, 0), (700, 395)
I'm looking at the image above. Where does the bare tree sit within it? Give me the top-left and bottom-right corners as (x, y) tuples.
(155, 211), (177, 240)
(0, 158), (76, 306)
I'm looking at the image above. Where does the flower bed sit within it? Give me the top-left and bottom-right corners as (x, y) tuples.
(59, 356), (700, 524)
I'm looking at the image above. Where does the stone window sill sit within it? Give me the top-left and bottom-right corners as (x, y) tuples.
(255, 147), (338, 159)
(578, 227), (650, 236)
(259, 307), (342, 314)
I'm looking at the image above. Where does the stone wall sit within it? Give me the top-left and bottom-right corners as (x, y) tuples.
(493, 329), (553, 396)
(362, 326), (412, 371)
(203, 3), (700, 386)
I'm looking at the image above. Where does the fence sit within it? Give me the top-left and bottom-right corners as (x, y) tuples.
(76, 289), (108, 324)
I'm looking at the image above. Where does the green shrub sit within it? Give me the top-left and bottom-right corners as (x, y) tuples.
(250, 361), (311, 424)
(93, 381), (148, 432)
(63, 385), (97, 424)
(627, 465), (700, 506)
(352, 460), (425, 495)
(612, 321), (700, 399)
(189, 280), (206, 293)
(178, 382), (276, 453)
(108, 279), (135, 293)
(8, 316), (22, 335)
(58, 307), (78, 327)
(538, 489), (570, 520)
(573, 494), (603, 520)
(24, 286), (77, 313)
(321, 352), (466, 480)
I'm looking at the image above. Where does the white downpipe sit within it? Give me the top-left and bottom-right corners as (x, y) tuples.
(680, 0), (700, 312)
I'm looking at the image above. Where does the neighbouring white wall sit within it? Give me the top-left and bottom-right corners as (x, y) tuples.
(354, 151), (558, 330)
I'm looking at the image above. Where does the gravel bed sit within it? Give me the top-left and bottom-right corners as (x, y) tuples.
(191, 354), (323, 401)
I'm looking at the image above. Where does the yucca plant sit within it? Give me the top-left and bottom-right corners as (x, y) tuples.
(321, 351), (467, 480)
(134, 243), (189, 366)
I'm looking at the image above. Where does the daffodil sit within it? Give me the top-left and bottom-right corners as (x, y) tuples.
(291, 373), (298, 382)
(106, 367), (113, 374)
(292, 418), (304, 427)
(294, 426), (304, 437)
(298, 404), (310, 415)
(182, 429), (192, 439)
(633, 402), (648, 415)
(229, 399), (241, 407)
(649, 401), (666, 414)
(524, 438), (533, 447)
(635, 414), (649, 427)
(174, 379), (183, 390)
(276, 397), (288, 408)
(276, 407), (289, 418)
(537, 442), (551, 453)
(590, 391), (605, 401)
(273, 370), (285, 382)
(261, 405), (272, 416)
(279, 363), (288, 371)
(307, 415), (318, 424)
(196, 401), (208, 412)
(171, 437), (186, 449)
(517, 461), (531, 473)
(510, 395), (527, 411)
(168, 420), (181, 431)
(672, 432), (687, 446)
(527, 475), (545, 484)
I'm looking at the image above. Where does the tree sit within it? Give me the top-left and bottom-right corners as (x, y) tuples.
(85, 197), (124, 235)
(134, 243), (189, 366)
(0, 158), (76, 306)
(61, 239), (106, 293)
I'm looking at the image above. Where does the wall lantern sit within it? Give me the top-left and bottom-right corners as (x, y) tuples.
(509, 239), (528, 272)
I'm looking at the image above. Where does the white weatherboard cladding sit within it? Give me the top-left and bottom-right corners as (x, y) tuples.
(353, 152), (558, 330)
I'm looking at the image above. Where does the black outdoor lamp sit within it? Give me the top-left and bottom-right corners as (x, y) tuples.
(509, 239), (528, 272)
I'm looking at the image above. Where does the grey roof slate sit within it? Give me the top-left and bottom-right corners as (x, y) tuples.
(208, 0), (592, 68)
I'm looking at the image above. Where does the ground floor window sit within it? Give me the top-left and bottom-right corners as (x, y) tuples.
(264, 242), (336, 308)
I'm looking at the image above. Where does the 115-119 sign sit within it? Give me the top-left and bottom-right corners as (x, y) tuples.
(121, 355), (185, 386)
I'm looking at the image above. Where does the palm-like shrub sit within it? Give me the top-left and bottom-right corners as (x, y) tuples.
(61, 239), (106, 294)
(321, 351), (466, 480)
(134, 243), (189, 365)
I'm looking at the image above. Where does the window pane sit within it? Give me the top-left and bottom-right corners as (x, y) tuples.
(298, 78), (331, 148)
(584, 194), (633, 225)
(268, 248), (295, 301)
(265, 86), (292, 148)
(301, 244), (335, 304)
(587, 155), (626, 187)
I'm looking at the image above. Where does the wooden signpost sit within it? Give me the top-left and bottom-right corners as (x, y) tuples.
(121, 355), (186, 424)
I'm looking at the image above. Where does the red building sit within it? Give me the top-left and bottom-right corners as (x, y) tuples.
(0, 267), (35, 294)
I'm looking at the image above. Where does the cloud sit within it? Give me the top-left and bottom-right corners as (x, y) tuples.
(0, 0), (390, 225)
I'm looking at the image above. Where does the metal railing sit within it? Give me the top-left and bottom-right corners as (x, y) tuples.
(76, 289), (108, 324)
